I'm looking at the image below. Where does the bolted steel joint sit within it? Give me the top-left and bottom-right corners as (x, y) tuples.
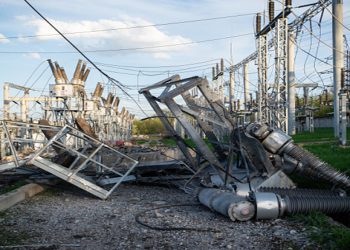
(262, 130), (293, 154)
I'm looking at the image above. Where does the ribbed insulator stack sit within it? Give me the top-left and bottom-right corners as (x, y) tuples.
(259, 187), (341, 197)
(285, 0), (291, 8)
(284, 144), (350, 190)
(256, 14), (261, 34)
(269, 0), (274, 22)
(284, 195), (350, 216)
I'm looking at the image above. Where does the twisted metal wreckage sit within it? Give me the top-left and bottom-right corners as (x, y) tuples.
(140, 75), (350, 221)
(1, 73), (350, 222)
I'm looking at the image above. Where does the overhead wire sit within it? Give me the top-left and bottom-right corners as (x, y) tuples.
(319, 0), (350, 33)
(291, 11), (350, 61)
(0, 32), (254, 54)
(94, 58), (222, 69)
(0, 60), (49, 114)
(24, 0), (153, 118)
(1, 12), (258, 41)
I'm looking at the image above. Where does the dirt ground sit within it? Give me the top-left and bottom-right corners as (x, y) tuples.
(0, 182), (325, 250)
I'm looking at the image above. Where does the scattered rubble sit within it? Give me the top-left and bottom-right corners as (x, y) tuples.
(0, 183), (326, 249)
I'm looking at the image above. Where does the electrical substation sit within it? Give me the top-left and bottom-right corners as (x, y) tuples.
(1, 1), (350, 248)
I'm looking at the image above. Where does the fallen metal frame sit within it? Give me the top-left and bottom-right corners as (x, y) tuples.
(140, 75), (241, 183)
(0, 120), (139, 199)
(29, 124), (138, 199)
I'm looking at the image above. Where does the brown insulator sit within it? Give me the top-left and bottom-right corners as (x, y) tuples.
(341, 68), (345, 89)
(54, 61), (64, 80)
(325, 89), (328, 102)
(125, 110), (129, 118)
(82, 67), (91, 83)
(269, 0), (275, 23)
(47, 59), (59, 79)
(319, 95), (322, 106)
(212, 67), (215, 79)
(113, 97), (120, 108)
(106, 93), (113, 105)
(93, 82), (102, 98)
(79, 62), (87, 80)
(121, 107), (126, 116)
(60, 67), (69, 83)
(221, 58), (224, 72)
(98, 86), (104, 98)
(256, 13), (261, 34)
(73, 59), (83, 79)
(285, 0), (291, 8)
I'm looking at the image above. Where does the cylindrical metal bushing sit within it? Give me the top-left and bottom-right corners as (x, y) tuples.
(262, 130), (293, 154)
(197, 188), (255, 221)
(255, 192), (281, 220)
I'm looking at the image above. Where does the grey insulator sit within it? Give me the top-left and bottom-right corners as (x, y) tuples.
(284, 195), (350, 216)
(283, 143), (350, 190)
(197, 188), (255, 221)
(258, 187), (342, 197)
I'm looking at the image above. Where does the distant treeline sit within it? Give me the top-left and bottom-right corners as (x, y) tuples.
(133, 110), (174, 135)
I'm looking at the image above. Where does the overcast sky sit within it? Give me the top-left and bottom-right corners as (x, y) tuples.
(0, 0), (349, 119)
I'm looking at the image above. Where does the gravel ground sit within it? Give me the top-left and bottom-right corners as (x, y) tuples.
(1, 183), (324, 250)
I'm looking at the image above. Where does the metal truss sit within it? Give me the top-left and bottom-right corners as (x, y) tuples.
(140, 75), (235, 181)
(0, 120), (138, 199)
(257, 34), (269, 122)
(228, 0), (331, 72)
(272, 18), (288, 132)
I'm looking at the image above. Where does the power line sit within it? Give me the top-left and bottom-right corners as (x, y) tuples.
(94, 58), (222, 69)
(0, 12), (257, 40)
(0, 32), (254, 54)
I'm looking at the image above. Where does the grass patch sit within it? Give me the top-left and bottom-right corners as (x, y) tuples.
(0, 180), (27, 195)
(160, 138), (215, 152)
(289, 143), (350, 190)
(291, 210), (350, 250)
(149, 140), (157, 146)
(291, 128), (350, 143)
(159, 138), (177, 147)
(136, 139), (148, 145)
(288, 142), (350, 249)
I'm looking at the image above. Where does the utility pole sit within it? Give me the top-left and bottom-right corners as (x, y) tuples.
(229, 43), (235, 112)
(258, 34), (269, 122)
(243, 63), (250, 123)
(303, 87), (309, 131)
(273, 17), (288, 132)
(333, 0), (344, 137)
(287, 31), (296, 135)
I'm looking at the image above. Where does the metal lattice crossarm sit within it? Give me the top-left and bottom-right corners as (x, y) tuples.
(228, 0), (331, 72)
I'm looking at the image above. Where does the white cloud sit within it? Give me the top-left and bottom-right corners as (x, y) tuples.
(0, 33), (10, 44)
(15, 15), (31, 21)
(19, 15), (194, 57)
(153, 53), (171, 59)
(22, 52), (41, 59)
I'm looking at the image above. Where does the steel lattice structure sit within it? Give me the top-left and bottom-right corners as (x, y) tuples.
(272, 18), (288, 132)
(257, 34), (269, 122)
